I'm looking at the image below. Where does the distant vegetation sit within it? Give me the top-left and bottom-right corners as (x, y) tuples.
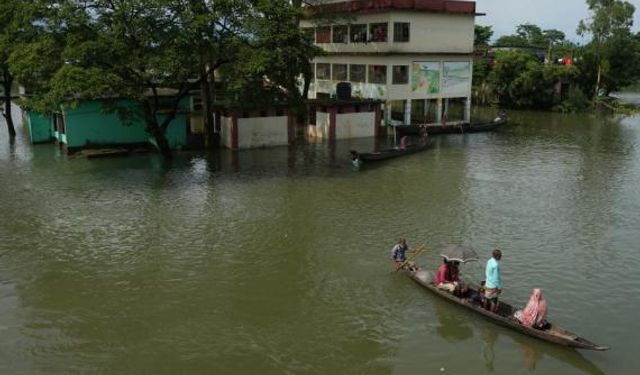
(474, 0), (640, 113)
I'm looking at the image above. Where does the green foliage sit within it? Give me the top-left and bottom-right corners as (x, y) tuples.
(489, 50), (577, 109)
(494, 23), (566, 50)
(554, 88), (590, 113)
(575, 30), (640, 95)
(223, 0), (320, 113)
(577, 0), (635, 39)
(474, 25), (493, 47)
(577, 0), (636, 99)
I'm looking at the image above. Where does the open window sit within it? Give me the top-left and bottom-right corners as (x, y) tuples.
(350, 24), (367, 43)
(316, 63), (331, 80)
(349, 65), (366, 82)
(392, 65), (408, 84)
(332, 64), (348, 81)
(370, 23), (388, 42)
(332, 25), (348, 43)
(315, 26), (331, 43)
(394, 23), (410, 42)
(368, 65), (387, 84)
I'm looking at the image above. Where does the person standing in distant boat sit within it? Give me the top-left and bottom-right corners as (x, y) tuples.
(350, 150), (361, 168)
(484, 249), (503, 313)
(390, 238), (410, 267)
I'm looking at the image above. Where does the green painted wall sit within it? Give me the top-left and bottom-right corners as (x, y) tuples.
(62, 100), (148, 148)
(61, 99), (189, 150)
(25, 112), (53, 143)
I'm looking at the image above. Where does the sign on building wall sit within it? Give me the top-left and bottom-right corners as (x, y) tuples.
(411, 62), (441, 95)
(442, 61), (472, 97)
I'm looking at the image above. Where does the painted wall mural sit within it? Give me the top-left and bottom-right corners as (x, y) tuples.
(411, 62), (441, 95)
(442, 61), (472, 97)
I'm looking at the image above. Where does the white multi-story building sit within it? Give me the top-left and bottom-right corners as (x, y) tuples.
(301, 0), (480, 126)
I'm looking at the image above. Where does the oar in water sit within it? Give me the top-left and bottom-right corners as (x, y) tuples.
(395, 244), (426, 271)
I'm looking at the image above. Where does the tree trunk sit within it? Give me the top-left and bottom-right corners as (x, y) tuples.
(200, 64), (215, 148)
(594, 63), (602, 101)
(142, 102), (172, 159)
(151, 124), (173, 160)
(593, 38), (602, 102)
(2, 67), (16, 138)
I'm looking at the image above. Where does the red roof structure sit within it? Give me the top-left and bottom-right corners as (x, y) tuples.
(307, 0), (480, 16)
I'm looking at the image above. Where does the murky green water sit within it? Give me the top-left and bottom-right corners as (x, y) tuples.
(1, 104), (639, 374)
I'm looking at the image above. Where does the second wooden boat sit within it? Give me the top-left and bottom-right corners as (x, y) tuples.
(351, 140), (432, 162)
(394, 117), (507, 136)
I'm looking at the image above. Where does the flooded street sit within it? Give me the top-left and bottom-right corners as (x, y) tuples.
(1, 104), (639, 374)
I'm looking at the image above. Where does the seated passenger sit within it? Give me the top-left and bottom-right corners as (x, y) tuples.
(472, 280), (487, 305)
(514, 288), (548, 329)
(435, 259), (459, 293)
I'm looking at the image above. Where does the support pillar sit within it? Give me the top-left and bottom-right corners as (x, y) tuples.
(384, 101), (392, 126)
(374, 104), (381, 138)
(435, 98), (443, 124)
(423, 99), (429, 121)
(443, 99), (449, 125)
(464, 96), (471, 123)
(403, 99), (412, 125)
(328, 107), (337, 142)
(231, 115), (239, 149)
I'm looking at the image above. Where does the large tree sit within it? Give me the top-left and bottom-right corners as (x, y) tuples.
(0, 0), (35, 138)
(494, 23), (566, 60)
(12, 0), (318, 158)
(223, 0), (319, 116)
(474, 25), (494, 49)
(489, 50), (577, 109)
(577, 0), (636, 99)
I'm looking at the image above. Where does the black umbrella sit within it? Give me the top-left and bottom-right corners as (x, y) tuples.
(440, 245), (479, 263)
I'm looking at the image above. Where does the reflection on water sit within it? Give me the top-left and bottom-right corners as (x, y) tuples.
(431, 278), (605, 375)
(481, 328), (498, 371)
(433, 298), (474, 342)
(476, 321), (606, 375)
(1, 105), (639, 374)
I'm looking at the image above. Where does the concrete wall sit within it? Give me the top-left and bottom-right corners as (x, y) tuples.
(335, 112), (375, 139)
(311, 108), (378, 140)
(220, 116), (233, 149)
(237, 116), (288, 149)
(312, 112), (331, 139)
(220, 114), (290, 149)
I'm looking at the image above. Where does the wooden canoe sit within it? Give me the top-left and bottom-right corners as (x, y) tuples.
(352, 140), (432, 162)
(394, 117), (507, 136)
(408, 270), (609, 351)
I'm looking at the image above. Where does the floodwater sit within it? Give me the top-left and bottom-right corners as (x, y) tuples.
(1, 104), (639, 374)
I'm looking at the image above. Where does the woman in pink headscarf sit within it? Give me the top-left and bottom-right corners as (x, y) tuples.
(514, 288), (548, 329)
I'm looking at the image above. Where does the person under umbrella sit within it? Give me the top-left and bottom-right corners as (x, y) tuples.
(435, 258), (460, 292)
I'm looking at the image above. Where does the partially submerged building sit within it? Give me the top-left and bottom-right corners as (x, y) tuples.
(23, 96), (201, 154)
(301, 0), (480, 126)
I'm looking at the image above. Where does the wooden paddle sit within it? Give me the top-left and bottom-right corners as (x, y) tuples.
(395, 244), (426, 271)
